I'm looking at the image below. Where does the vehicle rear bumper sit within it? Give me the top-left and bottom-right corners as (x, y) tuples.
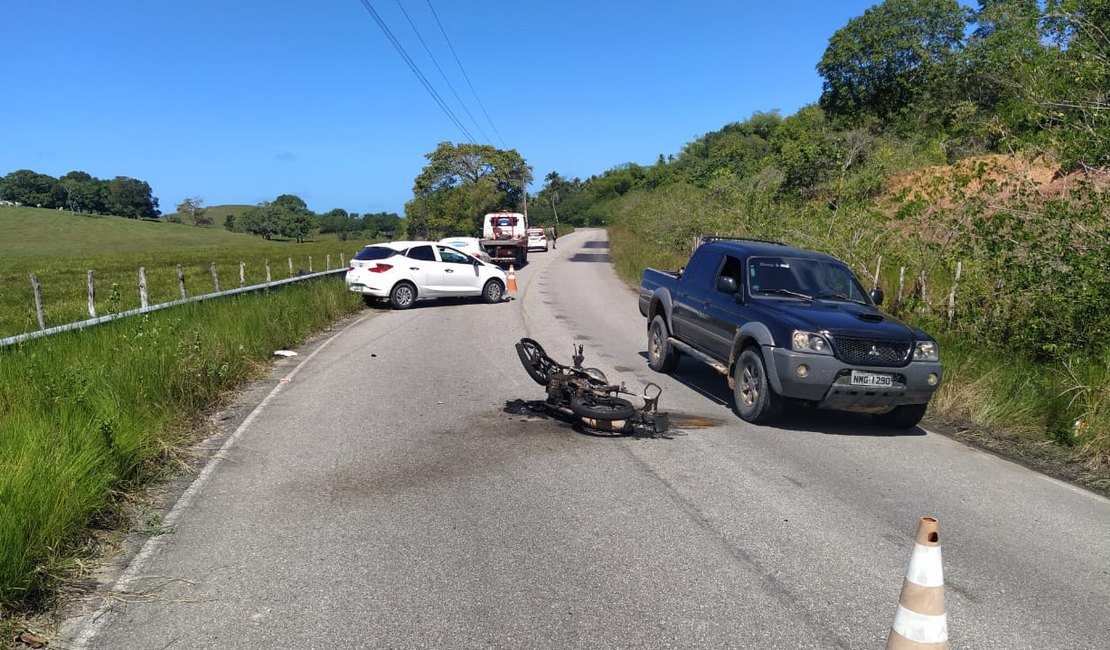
(765, 347), (942, 412)
(345, 282), (388, 298)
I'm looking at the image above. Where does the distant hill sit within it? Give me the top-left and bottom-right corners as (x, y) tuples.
(0, 205), (279, 259)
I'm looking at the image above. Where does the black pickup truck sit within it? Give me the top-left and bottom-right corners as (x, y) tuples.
(638, 237), (942, 428)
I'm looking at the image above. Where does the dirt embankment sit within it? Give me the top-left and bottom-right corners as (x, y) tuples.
(888, 153), (1108, 204)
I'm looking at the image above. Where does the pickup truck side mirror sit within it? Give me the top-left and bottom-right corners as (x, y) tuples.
(716, 276), (739, 294)
(870, 286), (885, 305)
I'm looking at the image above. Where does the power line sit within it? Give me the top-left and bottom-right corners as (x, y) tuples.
(357, 0), (476, 143)
(425, 0), (507, 148)
(392, 0), (492, 144)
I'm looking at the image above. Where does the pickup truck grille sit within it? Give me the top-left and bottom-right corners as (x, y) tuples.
(833, 336), (912, 367)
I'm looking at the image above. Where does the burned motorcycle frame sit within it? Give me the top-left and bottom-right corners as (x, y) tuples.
(515, 338), (668, 436)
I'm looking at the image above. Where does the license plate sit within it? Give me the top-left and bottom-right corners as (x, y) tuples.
(851, 371), (893, 387)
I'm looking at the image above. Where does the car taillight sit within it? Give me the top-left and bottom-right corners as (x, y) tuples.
(368, 263), (393, 273)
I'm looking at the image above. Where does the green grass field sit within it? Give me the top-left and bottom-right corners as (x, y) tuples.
(0, 206), (375, 338)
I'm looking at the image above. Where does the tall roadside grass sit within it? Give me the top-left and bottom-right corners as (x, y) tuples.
(0, 278), (364, 611)
(607, 226), (1110, 469)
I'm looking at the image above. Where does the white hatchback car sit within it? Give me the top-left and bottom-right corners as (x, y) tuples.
(526, 227), (548, 252)
(346, 240), (508, 309)
(438, 236), (494, 264)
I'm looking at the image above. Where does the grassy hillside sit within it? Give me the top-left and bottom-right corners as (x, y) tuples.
(0, 206), (273, 258)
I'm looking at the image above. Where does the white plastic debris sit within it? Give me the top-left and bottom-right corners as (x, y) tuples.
(273, 350), (298, 357)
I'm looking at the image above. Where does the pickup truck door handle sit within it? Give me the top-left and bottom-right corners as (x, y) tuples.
(445, 269), (454, 273)
(409, 267), (420, 271)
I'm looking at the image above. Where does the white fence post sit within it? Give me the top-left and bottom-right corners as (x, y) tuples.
(948, 261), (962, 323)
(138, 267), (149, 309)
(211, 262), (220, 292)
(239, 261), (246, 287)
(288, 257), (293, 276)
(265, 259), (272, 284)
(326, 254), (331, 271)
(177, 264), (186, 299)
(30, 274), (45, 330)
(87, 270), (96, 317)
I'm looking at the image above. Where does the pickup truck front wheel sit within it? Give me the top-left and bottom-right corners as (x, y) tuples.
(734, 348), (782, 424)
(873, 403), (927, 429)
(648, 315), (680, 373)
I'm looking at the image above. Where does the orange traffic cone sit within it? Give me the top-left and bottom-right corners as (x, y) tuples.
(887, 517), (948, 649)
(507, 265), (518, 292)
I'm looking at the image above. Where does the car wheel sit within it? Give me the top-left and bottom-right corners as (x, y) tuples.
(647, 315), (679, 373)
(734, 347), (782, 424)
(873, 403), (928, 429)
(570, 396), (636, 421)
(388, 282), (416, 309)
(482, 279), (505, 303)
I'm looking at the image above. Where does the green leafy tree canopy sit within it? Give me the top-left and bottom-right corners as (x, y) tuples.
(406, 142), (532, 238)
(817, 0), (969, 121)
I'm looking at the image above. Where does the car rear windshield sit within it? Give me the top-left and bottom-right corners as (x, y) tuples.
(353, 246), (399, 261)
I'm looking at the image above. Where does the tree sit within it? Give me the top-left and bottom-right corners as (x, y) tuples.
(59, 171), (107, 213)
(1039, 0), (1110, 167)
(817, 0), (969, 121)
(0, 169), (64, 208)
(406, 142), (532, 238)
(105, 176), (160, 219)
(271, 194), (316, 242)
(239, 201), (280, 239)
(955, 0), (1046, 143)
(175, 197), (211, 226)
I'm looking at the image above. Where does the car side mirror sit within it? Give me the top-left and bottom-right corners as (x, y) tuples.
(716, 276), (738, 294)
(870, 287), (885, 305)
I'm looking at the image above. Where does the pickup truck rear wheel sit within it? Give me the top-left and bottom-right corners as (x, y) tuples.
(873, 403), (927, 429)
(734, 348), (782, 424)
(647, 315), (679, 373)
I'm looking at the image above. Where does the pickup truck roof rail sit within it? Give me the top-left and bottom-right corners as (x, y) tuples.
(700, 235), (787, 247)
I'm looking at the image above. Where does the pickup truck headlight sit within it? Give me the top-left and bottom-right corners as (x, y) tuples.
(913, 340), (939, 361)
(792, 330), (833, 355)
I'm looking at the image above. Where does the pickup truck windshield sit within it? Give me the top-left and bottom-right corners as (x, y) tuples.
(748, 256), (871, 304)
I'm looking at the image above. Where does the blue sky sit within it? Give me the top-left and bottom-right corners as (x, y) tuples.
(1, 1), (885, 216)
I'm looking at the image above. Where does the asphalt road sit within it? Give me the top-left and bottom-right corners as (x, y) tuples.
(65, 229), (1110, 649)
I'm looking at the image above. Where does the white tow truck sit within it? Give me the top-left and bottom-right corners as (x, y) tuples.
(480, 211), (529, 267)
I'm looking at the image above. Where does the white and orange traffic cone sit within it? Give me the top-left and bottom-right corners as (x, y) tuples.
(507, 265), (518, 293)
(887, 516), (948, 649)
